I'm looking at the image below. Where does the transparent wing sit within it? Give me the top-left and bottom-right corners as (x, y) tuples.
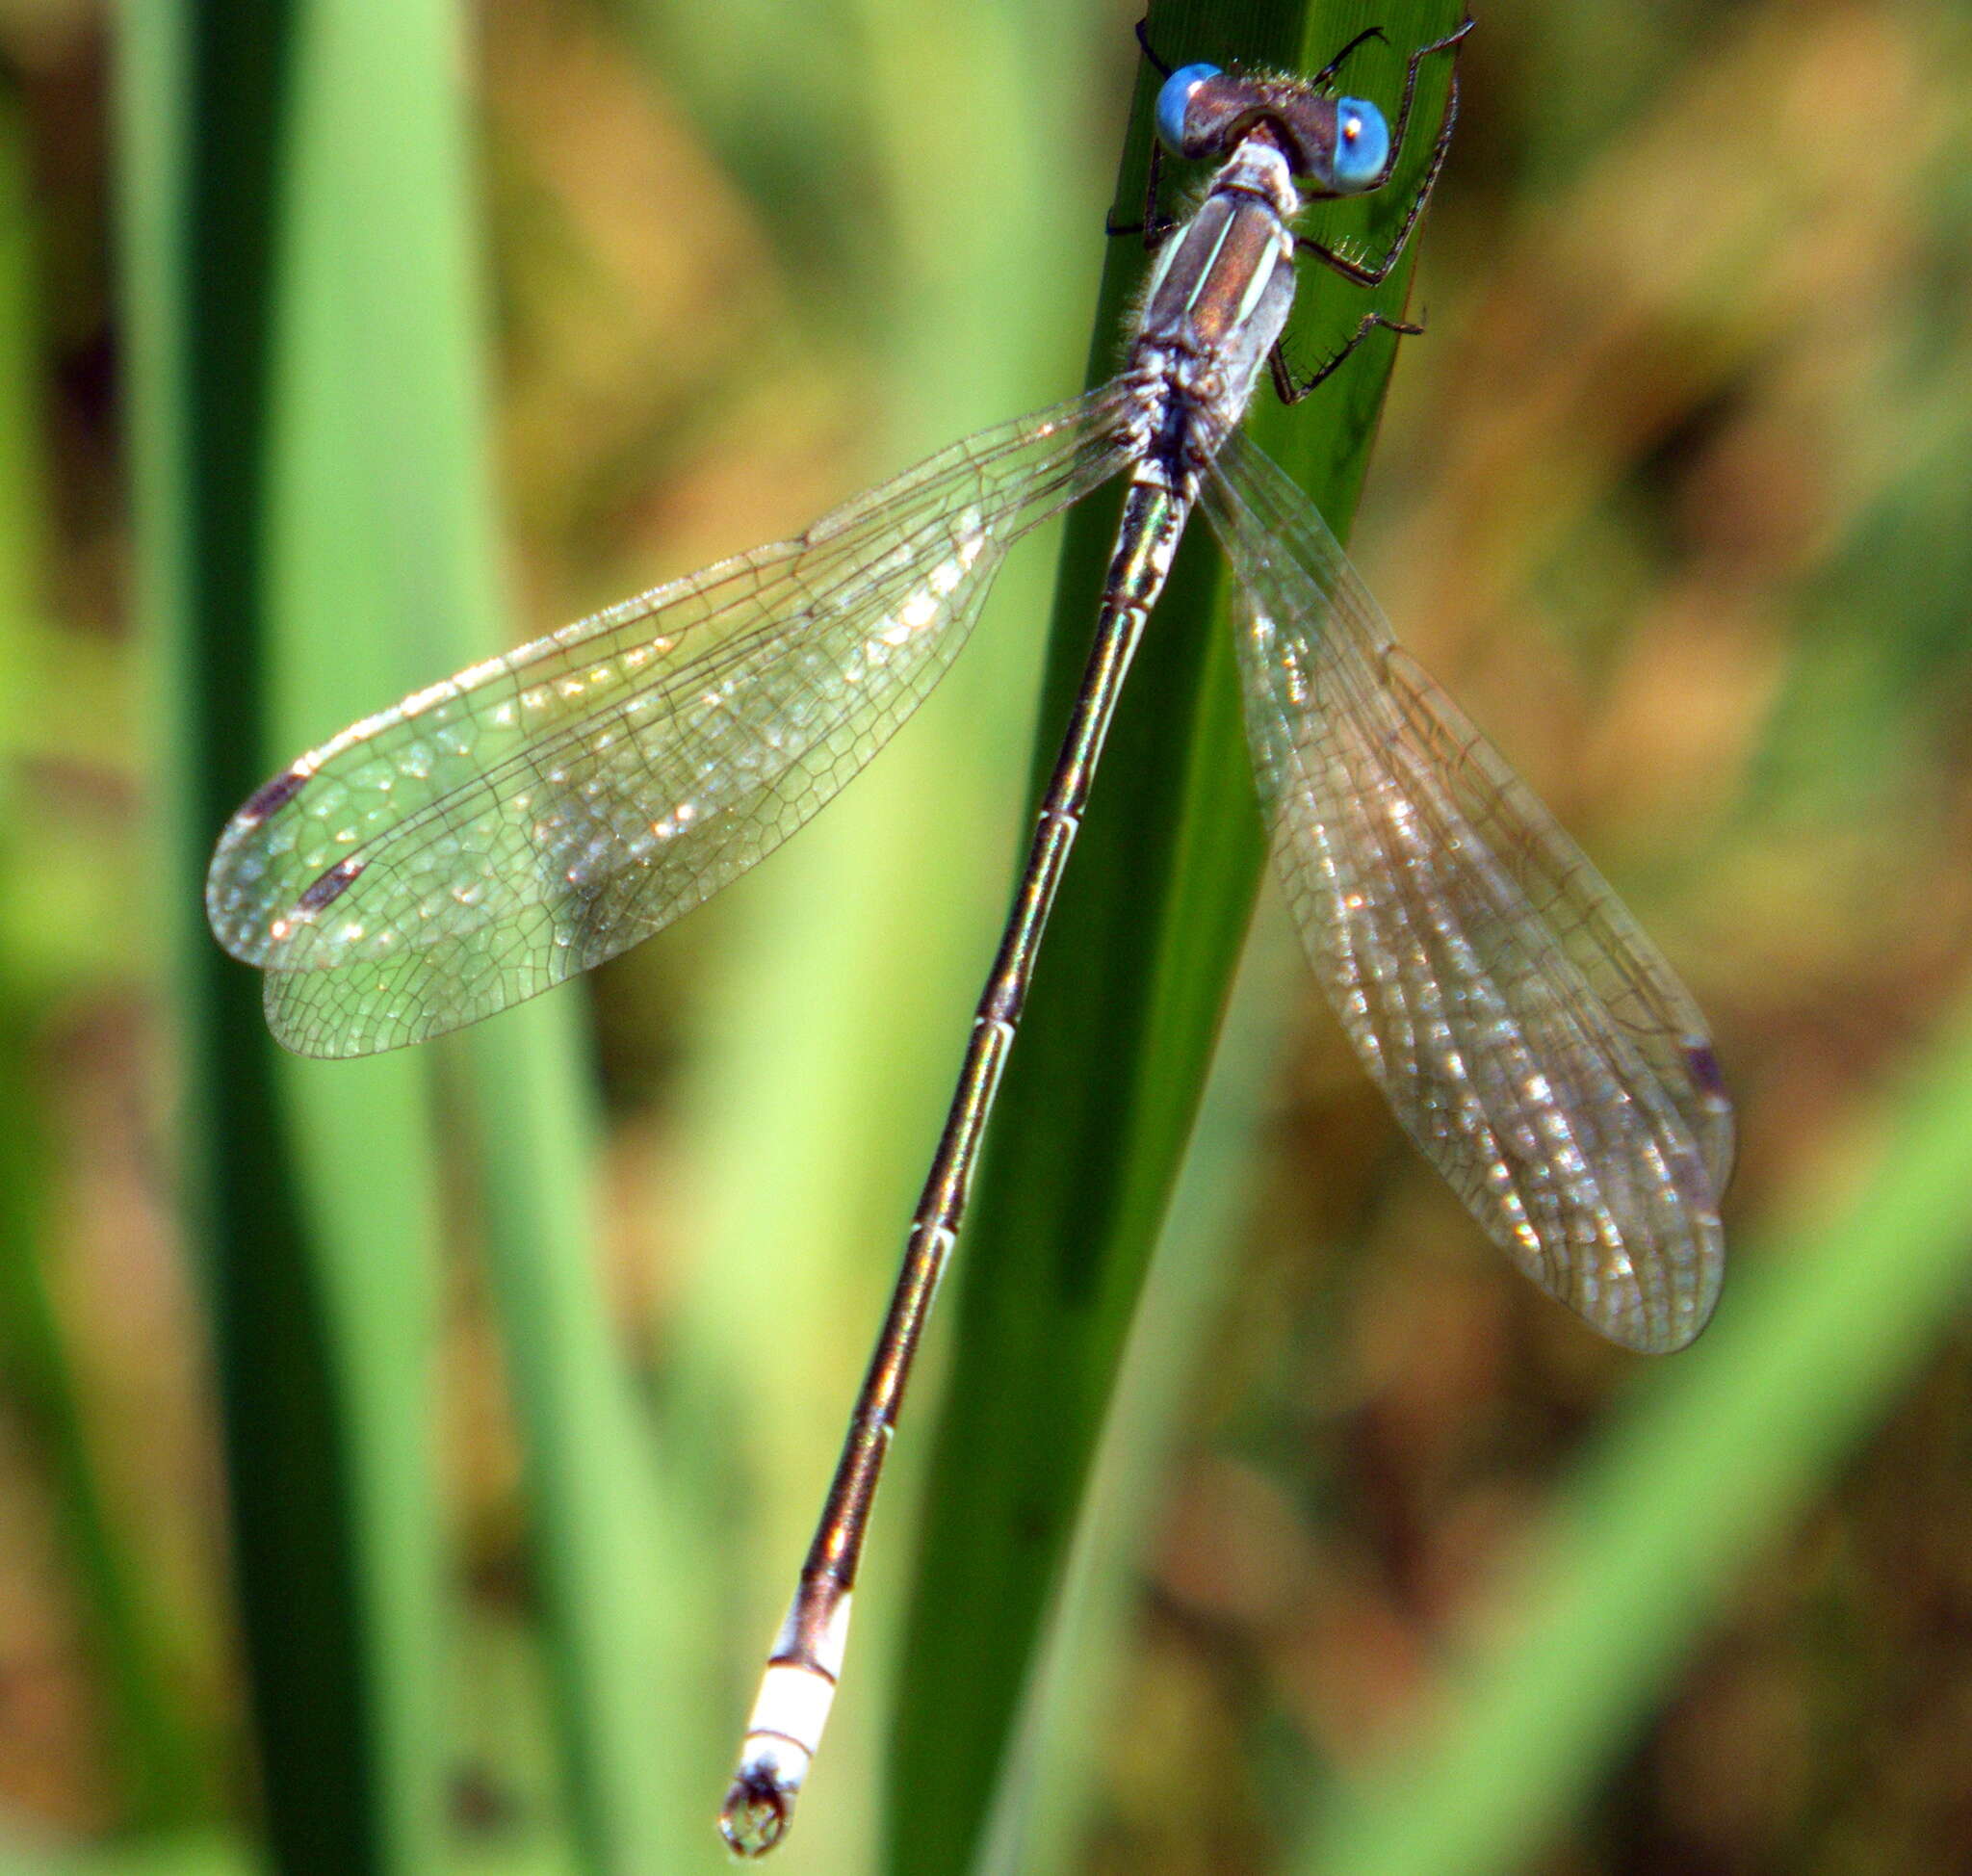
(1204, 432), (1732, 1352)
(208, 384), (1136, 1057)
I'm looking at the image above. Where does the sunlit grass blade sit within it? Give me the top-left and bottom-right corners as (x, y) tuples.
(888, 6), (1468, 1874)
(456, 1009), (692, 1871)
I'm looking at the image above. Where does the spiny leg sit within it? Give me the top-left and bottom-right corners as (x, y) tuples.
(1104, 135), (1181, 248)
(1308, 24), (1386, 91)
(1269, 308), (1425, 406)
(1298, 15), (1473, 288)
(1367, 13), (1476, 192)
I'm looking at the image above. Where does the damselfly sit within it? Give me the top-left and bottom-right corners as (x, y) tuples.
(206, 15), (1734, 1856)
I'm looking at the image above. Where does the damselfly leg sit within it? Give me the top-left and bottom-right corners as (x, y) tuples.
(1270, 306), (1426, 404)
(1297, 15), (1472, 285)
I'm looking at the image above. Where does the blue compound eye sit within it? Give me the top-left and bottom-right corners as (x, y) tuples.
(1330, 96), (1390, 191)
(1155, 63), (1221, 155)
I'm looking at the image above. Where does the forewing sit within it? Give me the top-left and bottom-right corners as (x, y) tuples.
(208, 386), (1135, 1056)
(1204, 433), (1731, 1352)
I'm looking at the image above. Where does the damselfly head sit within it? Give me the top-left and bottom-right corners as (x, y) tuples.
(1153, 65), (1391, 195)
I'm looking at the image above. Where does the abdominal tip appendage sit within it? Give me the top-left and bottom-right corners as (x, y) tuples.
(719, 1775), (788, 1858)
(723, 1598), (847, 1854)
(720, 1745), (804, 1858)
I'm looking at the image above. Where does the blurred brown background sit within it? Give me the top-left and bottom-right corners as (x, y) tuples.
(5, 1), (1972, 1873)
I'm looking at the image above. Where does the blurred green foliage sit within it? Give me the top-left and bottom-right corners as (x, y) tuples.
(0, 1), (1966, 1874)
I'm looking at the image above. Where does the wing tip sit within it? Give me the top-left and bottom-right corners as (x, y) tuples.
(1587, 1211), (1726, 1355)
(262, 970), (417, 1060)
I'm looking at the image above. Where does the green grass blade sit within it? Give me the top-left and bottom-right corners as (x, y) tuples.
(887, 7), (1467, 1874)
(121, 3), (481, 1867)
(973, 899), (1310, 1876)
(457, 1010), (690, 1872)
